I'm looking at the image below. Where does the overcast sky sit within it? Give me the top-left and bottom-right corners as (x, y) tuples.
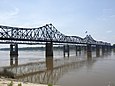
(0, 0), (115, 45)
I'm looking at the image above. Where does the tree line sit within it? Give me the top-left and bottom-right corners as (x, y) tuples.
(113, 44), (115, 48)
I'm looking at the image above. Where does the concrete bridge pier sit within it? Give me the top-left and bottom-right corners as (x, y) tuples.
(46, 57), (53, 70)
(63, 45), (69, 57)
(104, 45), (107, 51)
(82, 46), (87, 54)
(106, 46), (109, 52)
(10, 44), (18, 56)
(106, 45), (111, 52)
(96, 45), (100, 57)
(87, 44), (92, 59)
(102, 45), (105, 55)
(107, 46), (110, 51)
(10, 56), (18, 66)
(76, 45), (78, 56)
(108, 45), (112, 51)
(46, 42), (53, 58)
(83, 46), (87, 51)
(78, 46), (82, 55)
(92, 46), (95, 51)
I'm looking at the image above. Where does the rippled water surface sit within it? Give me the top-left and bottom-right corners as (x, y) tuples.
(0, 49), (115, 86)
(57, 51), (115, 86)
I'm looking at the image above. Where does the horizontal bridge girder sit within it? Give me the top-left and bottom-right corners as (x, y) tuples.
(0, 24), (111, 46)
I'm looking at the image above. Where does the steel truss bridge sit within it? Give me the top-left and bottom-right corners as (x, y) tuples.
(0, 24), (111, 45)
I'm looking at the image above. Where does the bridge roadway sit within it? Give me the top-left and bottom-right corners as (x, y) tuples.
(0, 24), (111, 57)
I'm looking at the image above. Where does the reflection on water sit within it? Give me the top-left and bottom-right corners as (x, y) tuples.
(46, 57), (53, 70)
(15, 57), (87, 85)
(58, 50), (115, 86)
(0, 49), (115, 86)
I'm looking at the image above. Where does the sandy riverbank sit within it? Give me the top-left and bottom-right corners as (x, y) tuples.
(0, 77), (59, 86)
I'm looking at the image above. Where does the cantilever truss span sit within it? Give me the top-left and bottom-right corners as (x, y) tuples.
(0, 24), (111, 46)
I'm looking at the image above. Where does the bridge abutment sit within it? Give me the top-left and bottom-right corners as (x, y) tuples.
(10, 44), (18, 56)
(46, 42), (53, 58)
(63, 45), (70, 57)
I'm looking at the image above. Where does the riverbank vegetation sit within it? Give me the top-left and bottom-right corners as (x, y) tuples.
(113, 44), (115, 48)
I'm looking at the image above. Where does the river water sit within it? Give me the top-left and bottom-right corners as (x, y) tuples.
(0, 49), (115, 86)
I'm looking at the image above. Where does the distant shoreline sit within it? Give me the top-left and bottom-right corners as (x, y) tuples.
(0, 47), (45, 51)
(0, 46), (63, 51)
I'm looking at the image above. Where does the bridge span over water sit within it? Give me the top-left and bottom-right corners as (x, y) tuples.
(0, 24), (110, 45)
(0, 24), (112, 82)
(0, 24), (111, 58)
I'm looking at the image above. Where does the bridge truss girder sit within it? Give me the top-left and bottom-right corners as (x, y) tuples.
(0, 24), (111, 46)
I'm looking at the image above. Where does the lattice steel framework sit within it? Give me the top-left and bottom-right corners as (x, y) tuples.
(0, 24), (111, 46)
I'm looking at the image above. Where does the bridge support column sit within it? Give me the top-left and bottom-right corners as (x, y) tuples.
(46, 57), (53, 70)
(102, 45), (105, 55)
(76, 46), (81, 55)
(10, 44), (18, 56)
(63, 45), (65, 57)
(87, 44), (92, 59)
(10, 56), (18, 66)
(92, 46), (95, 51)
(78, 46), (81, 55)
(96, 45), (100, 57)
(106, 45), (111, 52)
(76, 46), (78, 56)
(106, 46), (109, 52)
(46, 42), (53, 58)
(83, 46), (87, 51)
(107, 46), (109, 51)
(63, 45), (69, 57)
(82, 45), (86, 53)
(108, 46), (112, 51)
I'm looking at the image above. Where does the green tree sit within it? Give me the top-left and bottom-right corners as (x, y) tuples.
(113, 44), (115, 48)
